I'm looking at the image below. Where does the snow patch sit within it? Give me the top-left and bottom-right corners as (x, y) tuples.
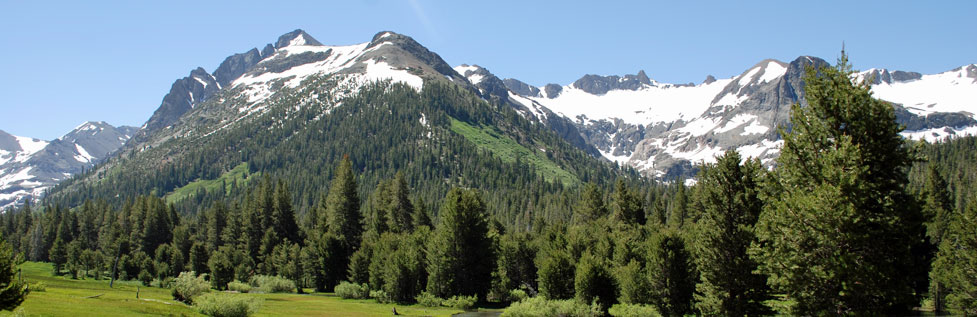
(901, 125), (977, 142)
(758, 61), (787, 83)
(361, 59), (423, 91)
(74, 144), (94, 163)
(871, 65), (977, 116)
(528, 78), (733, 126)
(15, 136), (47, 156)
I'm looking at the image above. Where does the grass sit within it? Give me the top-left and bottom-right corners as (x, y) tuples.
(165, 163), (252, 204)
(2, 262), (464, 317)
(449, 118), (578, 185)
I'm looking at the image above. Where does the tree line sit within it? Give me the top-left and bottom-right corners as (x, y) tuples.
(1, 54), (976, 315)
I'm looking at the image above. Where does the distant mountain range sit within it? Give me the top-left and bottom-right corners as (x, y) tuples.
(0, 122), (136, 208)
(4, 29), (975, 209)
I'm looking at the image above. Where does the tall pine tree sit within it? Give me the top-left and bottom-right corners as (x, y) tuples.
(426, 188), (496, 300)
(691, 150), (771, 316)
(752, 52), (925, 314)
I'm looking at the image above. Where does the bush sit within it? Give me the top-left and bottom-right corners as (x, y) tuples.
(194, 293), (263, 317)
(443, 295), (477, 310)
(138, 269), (153, 286)
(335, 281), (370, 299)
(501, 297), (600, 317)
(508, 289), (528, 303)
(27, 282), (46, 292)
(249, 275), (294, 293)
(608, 304), (662, 317)
(227, 281), (251, 293)
(415, 291), (443, 307)
(172, 272), (211, 304)
(370, 290), (391, 304)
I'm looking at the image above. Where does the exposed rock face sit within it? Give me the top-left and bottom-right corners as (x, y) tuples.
(860, 68), (923, 85)
(503, 78), (541, 97)
(543, 84), (562, 98)
(571, 70), (652, 95)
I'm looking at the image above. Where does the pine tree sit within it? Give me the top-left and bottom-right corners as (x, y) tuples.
(206, 201), (227, 251)
(647, 229), (695, 317)
(426, 188), (496, 300)
(386, 171), (415, 233)
(752, 52), (925, 314)
(537, 248), (575, 300)
(574, 253), (617, 314)
(317, 156), (363, 291)
(611, 180), (645, 226)
(0, 233), (28, 311)
(691, 150), (771, 316)
(923, 165), (953, 313)
(273, 180), (300, 244)
(575, 183), (607, 223)
(931, 198), (977, 315)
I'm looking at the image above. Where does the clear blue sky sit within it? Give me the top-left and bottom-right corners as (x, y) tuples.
(1, 0), (974, 140)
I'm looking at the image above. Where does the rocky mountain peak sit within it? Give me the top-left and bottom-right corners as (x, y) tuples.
(571, 70), (654, 95)
(703, 75), (717, 85)
(274, 29), (323, 48)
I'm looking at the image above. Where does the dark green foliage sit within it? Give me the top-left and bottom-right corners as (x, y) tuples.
(611, 180), (644, 226)
(931, 198), (977, 315)
(315, 156), (362, 291)
(386, 172), (415, 234)
(922, 165), (953, 313)
(209, 247), (235, 290)
(574, 253), (617, 314)
(615, 260), (649, 305)
(0, 234), (28, 311)
(189, 242), (210, 275)
(752, 53), (925, 314)
(369, 229), (428, 303)
(690, 150), (771, 316)
(494, 233), (538, 299)
(426, 188), (496, 300)
(537, 248), (575, 300)
(646, 230), (695, 317)
(574, 183), (607, 223)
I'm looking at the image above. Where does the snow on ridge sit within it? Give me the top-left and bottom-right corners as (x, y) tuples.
(232, 42), (371, 104)
(870, 65), (977, 117)
(74, 144), (94, 163)
(901, 125), (977, 142)
(758, 61), (788, 83)
(361, 59), (423, 91)
(453, 65), (480, 76)
(530, 78), (733, 126)
(15, 136), (47, 156)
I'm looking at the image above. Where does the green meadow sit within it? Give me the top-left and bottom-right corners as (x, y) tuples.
(2, 262), (464, 317)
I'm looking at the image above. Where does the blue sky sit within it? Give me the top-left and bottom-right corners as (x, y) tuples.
(1, 0), (974, 140)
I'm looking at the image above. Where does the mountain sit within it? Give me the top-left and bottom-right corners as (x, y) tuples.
(16, 29), (977, 211)
(499, 58), (977, 178)
(0, 122), (136, 208)
(41, 30), (627, 222)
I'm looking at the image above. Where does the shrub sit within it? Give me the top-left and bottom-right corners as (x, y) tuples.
(443, 295), (477, 310)
(501, 297), (600, 317)
(194, 293), (263, 317)
(227, 281), (251, 293)
(608, 304), (662, 317)
(415, 291), (442, 307)
(370, 290), (391, 304)
(172, 272), (211, 304)
(508, 289), (528, 303)
(249, 275), (294, 293)
(335, 281), (370, 299)
(138, 269), (153, 286)
(27, 282), (46, 292)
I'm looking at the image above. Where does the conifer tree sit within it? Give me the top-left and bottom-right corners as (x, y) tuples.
(923, 165), (953, 313)
(273, 180), (300, 244)
(647, 229), (695, 317)
(691, 150), (771, 316)
(611, 180), (645, 226)
(931, 198), (977, 315)
(575, 183), (607, 223)
(426, 188), (495, 300)
(574, 253), (617, 314)
(315, 156), (362, 291)
(0, 234), (27, 311)
(386, 171), (415, 233)
(752, 53), (925, 314)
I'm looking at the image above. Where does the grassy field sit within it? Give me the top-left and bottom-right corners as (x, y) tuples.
(2, 262), (464, 316)
(165, 163), (252, 204)
(449, 118), (578, 185)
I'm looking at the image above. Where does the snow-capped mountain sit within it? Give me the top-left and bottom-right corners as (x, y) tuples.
(0, 122), (136, 209)
(494, 58), (977, 178)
